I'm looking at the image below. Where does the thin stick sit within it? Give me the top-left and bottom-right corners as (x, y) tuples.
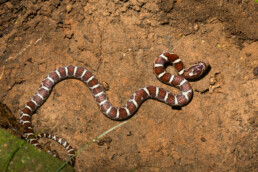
(56, 120), (130, 171)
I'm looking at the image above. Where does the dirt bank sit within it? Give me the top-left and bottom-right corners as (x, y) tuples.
(0, 0), (257, 171)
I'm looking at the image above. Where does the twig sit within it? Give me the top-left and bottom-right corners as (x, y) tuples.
(56, 120), (130, 171)
(0, 65), (5, 80)
(0, 35), (44, 81)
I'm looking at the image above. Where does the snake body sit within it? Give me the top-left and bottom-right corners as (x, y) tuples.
(19, 52), (209, 165)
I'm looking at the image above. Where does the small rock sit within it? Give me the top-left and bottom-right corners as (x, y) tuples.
(97, 136), (112, 146)
(102, 82), (110, 91)
(201, 137), (206, 142)
(194, 24), (199, 31)
(127, 131), (132, 136)
(253, 67), (258, 76)
(245, 53), (251, 57)
(66, 5), (72, 13)
(209, 77), (217, 85)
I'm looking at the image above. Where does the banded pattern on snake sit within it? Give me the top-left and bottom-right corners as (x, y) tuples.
(20, 52), (209, 165)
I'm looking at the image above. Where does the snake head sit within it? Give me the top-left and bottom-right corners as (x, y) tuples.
(183, 61), (209, 80)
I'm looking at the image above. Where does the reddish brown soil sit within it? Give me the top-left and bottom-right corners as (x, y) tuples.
(0, 0), (257, 171)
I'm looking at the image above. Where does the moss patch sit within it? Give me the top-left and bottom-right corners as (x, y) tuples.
(0, 129), (74, 172)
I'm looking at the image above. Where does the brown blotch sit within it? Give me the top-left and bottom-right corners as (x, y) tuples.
(33, 95), (42, 105)
(88, 78), (98, 87)
(92, 85), (103, 94)
(42, 79), (54, 88)
(27, 101), (36, 111)
(154, 67), (165, 75)
(75, 67), (84, 78)
(155, 57), (166, 64)
(166, 93), (175, 105)
(164, 52), (179, 62)
(119, 108), (128, 119)
(22, 107), (32, 115)
(21, 116), (31, 121)
(176, 95), (187, 106)
(147, 85), (156, 97)
(174, 62), (184, 73)
(157, 88), (166, 100)
(30, 139), (38, 145)
(96, 94), (107, 103)
(160, 73), (171, 83)
(135, 89), (147, 105)
(67, 65), (74, 77)
(69, 150), (75, 154)
(26, 128), (34, 134)
(38, 88), (49, 99)
(172, 76), (184, 86)
(180, 82), (192, 92)
(23, 122), (32, 128)
(140, 88), (149, 99)
(82, 71), (92, 82)
(184, 91), (193, 100)
(26, 128), (34, 133)
(100, 102), (111, 112)
(127, 102), (136, 114)
(58, 67), (66, 78)
(49, 71), (59, 82)
(108, 107), (117, 119)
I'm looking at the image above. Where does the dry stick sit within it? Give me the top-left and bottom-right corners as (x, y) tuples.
(0, 35), (43, 81)
(56, 120), (130, 171)
(0, 65), (5, 80)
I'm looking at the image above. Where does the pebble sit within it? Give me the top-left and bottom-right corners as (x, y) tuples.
(253, 67), (258, 76)
(201, 137), (206, 142)
(66, 5), (72, 13)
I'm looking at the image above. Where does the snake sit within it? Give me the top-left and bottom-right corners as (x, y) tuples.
(19, 52), (209, 165)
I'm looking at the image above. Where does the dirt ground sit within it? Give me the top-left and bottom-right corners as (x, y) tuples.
(0, 0), (257, 171)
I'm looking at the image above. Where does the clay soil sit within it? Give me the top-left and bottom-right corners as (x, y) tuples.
(0, 0), (257, 171)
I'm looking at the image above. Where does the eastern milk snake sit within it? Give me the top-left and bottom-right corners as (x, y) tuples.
(20, 52), (209, 165)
